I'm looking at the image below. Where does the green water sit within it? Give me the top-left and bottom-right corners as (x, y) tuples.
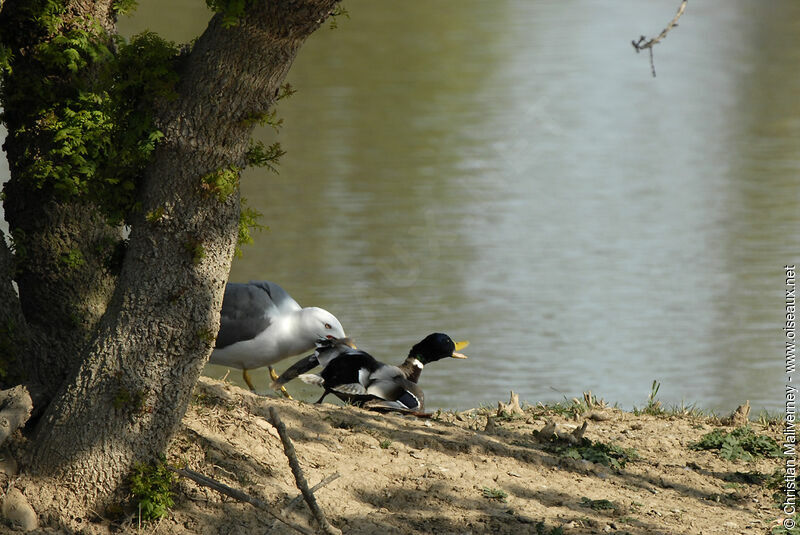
(4, 0), (799, 412)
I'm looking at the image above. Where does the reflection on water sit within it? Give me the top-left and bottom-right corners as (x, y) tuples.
(5, 0), (799, 412)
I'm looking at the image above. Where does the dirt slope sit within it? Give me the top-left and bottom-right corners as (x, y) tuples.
(13, 377), (782, 534)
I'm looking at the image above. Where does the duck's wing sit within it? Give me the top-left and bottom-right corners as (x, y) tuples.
(273, 353), (319, 387)
(366, 375), (423, 411)
(313, 352), (379, 396)
(274, 338), (358, 387)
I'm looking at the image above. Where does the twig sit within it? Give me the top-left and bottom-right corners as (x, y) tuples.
(269, 407), (342, 535)
(270, 472), (341, 531)
(631, 0), (687, 77)
(168, 466), (315, 535)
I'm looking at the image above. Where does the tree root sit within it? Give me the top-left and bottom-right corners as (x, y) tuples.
(0, 385), (32, 447)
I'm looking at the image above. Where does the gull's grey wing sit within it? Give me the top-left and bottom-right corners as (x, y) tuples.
(216, 282), (278, 349)
(247, 280), (301, 314)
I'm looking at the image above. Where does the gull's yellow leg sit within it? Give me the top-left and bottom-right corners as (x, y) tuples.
(269, 366), (293, 400)
(243, 369), (256, 392)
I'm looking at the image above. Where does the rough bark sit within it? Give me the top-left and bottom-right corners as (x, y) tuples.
(0, 195), (119, 396)
(0, 233), (30, 389)
(27, 0), (340, 517)
(0, 0), (120, 398)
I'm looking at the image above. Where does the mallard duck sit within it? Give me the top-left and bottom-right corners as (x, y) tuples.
(297, 333), (468, 411)
(209, 280), (346, 394)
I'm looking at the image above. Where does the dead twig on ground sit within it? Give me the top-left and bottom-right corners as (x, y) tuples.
(270, 472), (341, 531)
(269, 407), (342, 535)
(168, 466), (314, 535)
(632, 0), (688, 77)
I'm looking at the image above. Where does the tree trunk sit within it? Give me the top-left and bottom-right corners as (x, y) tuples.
(27, 0), (340, 518)
(0, 0), (120, 399)
(0, 232), (31, 390)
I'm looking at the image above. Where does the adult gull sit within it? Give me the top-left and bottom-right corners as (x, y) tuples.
(210, 280), (346, 393)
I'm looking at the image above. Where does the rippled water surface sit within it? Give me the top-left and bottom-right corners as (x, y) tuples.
(4, 0), (799, 412)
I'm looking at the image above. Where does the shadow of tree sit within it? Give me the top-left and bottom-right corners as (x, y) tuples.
(160, 379), (772, 535)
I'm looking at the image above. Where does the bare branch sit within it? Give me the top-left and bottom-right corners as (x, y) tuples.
(632, 0), (687, 77)
(168, 466), (315, 535)
(269, 407), (342, 535)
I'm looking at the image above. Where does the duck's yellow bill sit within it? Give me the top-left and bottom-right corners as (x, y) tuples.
(451, 340), (469, 359)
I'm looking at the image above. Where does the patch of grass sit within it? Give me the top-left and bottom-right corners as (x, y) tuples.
(662, 401), (717, 420)
(129, 458), (175, 521)
(766, 468), (785, 489)
(690, 426), (781, 461)
(549, 438), (639, 471)
(528, 399), (586, 420)
(528, 391), (610, 420)
(759, 410), (784, 430)
(481, 486), (508, 502)
(379, 439), (392, 449)
(580, 496), (616, 511)
(632, 380), (663, 416)
(722, 470), (768, 486)
(766, 467), (789, 508)
(534, 521), (565, 535)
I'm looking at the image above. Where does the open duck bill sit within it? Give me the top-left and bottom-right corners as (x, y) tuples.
(451, 340), (469, 359)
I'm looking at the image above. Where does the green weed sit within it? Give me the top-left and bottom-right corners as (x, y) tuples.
(534, 521), (564, 535)
(235, 200), (264, 257)
(548, 438), (639, 471)
(772, 513), (800, 535)
(580, 496), (616, 511)
(690, 426), (780, 461)
(481, 486), (508, 502)
(129, 458), (175, 521)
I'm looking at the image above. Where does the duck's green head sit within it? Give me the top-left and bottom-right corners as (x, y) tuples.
(408, 333), (469, 364)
